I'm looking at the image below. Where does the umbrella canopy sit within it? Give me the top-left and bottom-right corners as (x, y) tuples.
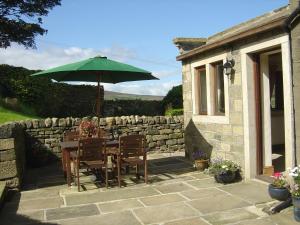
(31, 56), (158, 83)
(31, 56), (158, 122)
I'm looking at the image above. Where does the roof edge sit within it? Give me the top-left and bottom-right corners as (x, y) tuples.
(176, 15), (288, 61)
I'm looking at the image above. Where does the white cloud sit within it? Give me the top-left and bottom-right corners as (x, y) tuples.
(102, 80), (181, 96)
(0, 44), (181, 96)
(0, 44), (136, 70)
(153, 69), (181, 79)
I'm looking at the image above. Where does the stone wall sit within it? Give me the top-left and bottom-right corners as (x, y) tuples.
(23, 116), (184, 158)
(0, 123), (26, 189)
(290, 8), (300, 164)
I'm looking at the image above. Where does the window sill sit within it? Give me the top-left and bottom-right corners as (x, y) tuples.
(192, 115), (229, 124)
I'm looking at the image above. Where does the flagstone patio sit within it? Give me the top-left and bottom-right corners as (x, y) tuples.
(0, 153), (297, 225)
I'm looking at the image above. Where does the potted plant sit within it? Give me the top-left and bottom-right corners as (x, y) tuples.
(193, 150), (209, 171)
(207, 158), (240, 184)
(79, 119), (97, 137)
(287, 166), (300, 222)
(268, 172), (290, 201)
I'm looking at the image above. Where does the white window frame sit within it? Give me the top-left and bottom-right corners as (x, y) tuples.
(191, 53), (229, 124)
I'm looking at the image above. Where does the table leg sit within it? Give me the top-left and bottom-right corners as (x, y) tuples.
(66, 150), (71, 187)
(62, 149), (66, 178)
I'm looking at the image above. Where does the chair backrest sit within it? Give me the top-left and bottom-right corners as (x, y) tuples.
(119, 135), (145, 158)
(96, 128), (110, 139)
(63, 130), (80, 141)
(78, 138), (106, 161)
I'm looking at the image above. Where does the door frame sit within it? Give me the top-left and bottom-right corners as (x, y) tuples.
(241, 35), (295, 179)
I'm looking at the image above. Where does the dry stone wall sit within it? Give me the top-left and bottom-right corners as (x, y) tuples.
(23, 116), (184, 158)
(0, 123), (25, 189)
(0, 116), (184, 188)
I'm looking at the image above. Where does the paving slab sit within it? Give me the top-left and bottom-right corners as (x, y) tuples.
(203, 208), (258, 225)
(219, 181), (272, 204)
(14, 189), (60, 201)
(56, 211), (141, 225)
(270, 209), (299, 225)
(163, 217), (210, 225)
(186, 178), (222, 189)
(154, 182), (193, 194)
(46, 204), (99, 221)
(187, 194), (251, 214)
(133, 202), (198, 224)
(140, 193), (185, 206)
(4, 197), (63, 212)
(230, 218), (276, 225)
(190, 173), (211, 179)
(0, 209), (44, 225)
(98, 199), (143, 213)
(181, 188), (224, 200)
(65, 187), (159, 206)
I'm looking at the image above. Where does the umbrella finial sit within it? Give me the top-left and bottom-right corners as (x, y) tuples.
(94, 55), (107, 59)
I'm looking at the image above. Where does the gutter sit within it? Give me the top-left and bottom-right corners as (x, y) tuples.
(284, 4), (300, 166)
(176, 16), (288, 61)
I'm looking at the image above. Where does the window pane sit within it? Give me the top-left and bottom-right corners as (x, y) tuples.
(215, 63), (225, 114)
(200, 70), (207, 113)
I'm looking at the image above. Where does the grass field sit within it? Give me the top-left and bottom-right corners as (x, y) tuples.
(0, 106), (38, 124)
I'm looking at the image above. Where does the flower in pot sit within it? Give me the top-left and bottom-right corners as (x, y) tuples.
(286, 166), (300, 222)
(207, 157), (241, 184)
(268, 172), (290, 201)
(193, 150), (209, 171)
(79, 119), (97, 137)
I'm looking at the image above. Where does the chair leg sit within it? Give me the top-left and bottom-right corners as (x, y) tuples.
(136, 164), (140, 179)
(105, 165), (108, 188)
(144, 160), (148, 184)
(77, 161), (80, 192)
(117, 158), (121, 187)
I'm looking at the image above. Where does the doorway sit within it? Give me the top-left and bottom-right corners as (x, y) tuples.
(255, 50), (285, 176)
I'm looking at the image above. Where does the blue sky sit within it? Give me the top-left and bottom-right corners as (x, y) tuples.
(0, 0), (288, 96)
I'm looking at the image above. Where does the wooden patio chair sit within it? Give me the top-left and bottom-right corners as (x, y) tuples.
(62, 130), (80, 177)
(117, 135), (148, 187)
(96, 128), (110, 139)
(74, 138), (108, 191)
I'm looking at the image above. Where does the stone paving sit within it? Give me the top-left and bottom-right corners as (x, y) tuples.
(0, 153), (298, 225)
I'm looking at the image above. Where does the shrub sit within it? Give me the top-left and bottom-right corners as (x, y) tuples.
(165, 108), (183, 116)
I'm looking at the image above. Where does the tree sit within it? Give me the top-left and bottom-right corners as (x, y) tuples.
(0, 0), (61, 48)
(162, 84), (183, 110)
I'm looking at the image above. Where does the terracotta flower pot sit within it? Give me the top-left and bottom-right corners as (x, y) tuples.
(194, 159), (209, 171)
(268, 184), (290, 201)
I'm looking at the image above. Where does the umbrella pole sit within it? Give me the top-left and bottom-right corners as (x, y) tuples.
(97, 75), (101, 128)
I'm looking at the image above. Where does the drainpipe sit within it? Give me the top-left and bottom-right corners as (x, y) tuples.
(285, 0), (300, 166)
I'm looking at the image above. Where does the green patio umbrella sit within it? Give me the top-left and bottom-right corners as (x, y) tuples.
(31, 56), (158, 123)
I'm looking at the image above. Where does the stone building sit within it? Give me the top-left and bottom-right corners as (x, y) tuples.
(174, 0), (300, 179)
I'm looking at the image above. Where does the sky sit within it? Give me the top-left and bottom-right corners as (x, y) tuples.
(0, 0), (288, 96)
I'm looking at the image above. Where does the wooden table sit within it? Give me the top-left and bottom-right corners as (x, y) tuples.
(60, 140), (119, 186)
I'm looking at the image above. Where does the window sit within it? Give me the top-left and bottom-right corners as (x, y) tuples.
(213, 62), (225, 115)
(195, 67), (207, 115)
(270, 71), (284, 111)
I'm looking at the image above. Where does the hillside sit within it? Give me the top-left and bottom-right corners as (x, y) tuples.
(0, 106), (38, 124)
(104, 91), (164, 101)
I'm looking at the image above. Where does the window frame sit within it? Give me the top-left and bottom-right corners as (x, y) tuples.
(195, 66), (207, 115)
(213, 61), (226, 116)
(191, 53), (229, 124)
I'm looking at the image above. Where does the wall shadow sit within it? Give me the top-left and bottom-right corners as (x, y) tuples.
(184, 119), (213, 160)
(0, 190), (58, 225)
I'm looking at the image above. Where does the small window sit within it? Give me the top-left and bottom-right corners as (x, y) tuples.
(213, 62), (225, 115)
(195, 67), (207, 115)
